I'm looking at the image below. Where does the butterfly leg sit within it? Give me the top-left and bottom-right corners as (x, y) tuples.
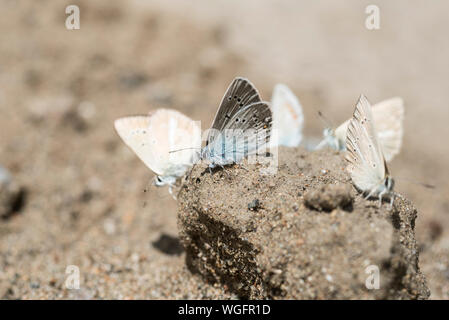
(220, 165), (232, 179)
(389, 193), (395, 209)
(168, 185), (176, 200)
(378, 192), (383, 208)
(378, 188), (389, 208)
(185, 163), (197, 181)
(364, 188), (377, 201)
(314, 139), (328, 151)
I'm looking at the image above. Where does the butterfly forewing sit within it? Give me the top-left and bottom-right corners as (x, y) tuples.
(114, 115), (162, 174)
(148, 109), (201, 169)
(207, 77), (261, 145)
(114, 109), (201, 180)
(346, 95), (387, 191)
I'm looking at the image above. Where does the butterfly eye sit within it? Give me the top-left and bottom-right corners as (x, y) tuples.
(242, 119), (246, 123)
(239, 103), (243, 107)
(237, 98), (241, 102)
(234, 95), (237, 99)
(228, 96), (232, 101)
(235, 118), (239, 122)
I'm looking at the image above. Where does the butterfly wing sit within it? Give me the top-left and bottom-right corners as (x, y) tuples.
(270, 84), (304, 147)
(371, 97), (404, 162)
(346, 95), (387, 192)
(206, 77), (261, 145)
(148, 109), (201, 175)
(207, 102), (272, 165)
(114, 115), (163, 175)
(114, 109), (201, 179)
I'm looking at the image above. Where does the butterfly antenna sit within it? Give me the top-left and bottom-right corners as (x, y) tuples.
(169, 147), (202, 154)
(316, 110), (334, 129)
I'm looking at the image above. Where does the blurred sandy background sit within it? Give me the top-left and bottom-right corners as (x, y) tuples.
(0, 0), (448, 299)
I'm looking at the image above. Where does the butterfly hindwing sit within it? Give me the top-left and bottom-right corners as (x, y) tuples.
(207, 102), (272, 163)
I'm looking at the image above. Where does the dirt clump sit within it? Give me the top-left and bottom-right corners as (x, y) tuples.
(178, 147), (430, 299)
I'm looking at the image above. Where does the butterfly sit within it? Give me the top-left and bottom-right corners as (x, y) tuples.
(270, 84), (304, 147)
(201, 77), (272, 169)
(114, 109), (201, 192)
(346, 95), (395, 207)
(317, 97), (404, 162)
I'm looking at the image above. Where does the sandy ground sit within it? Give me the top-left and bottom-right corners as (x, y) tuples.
(0, 0), (448, 299)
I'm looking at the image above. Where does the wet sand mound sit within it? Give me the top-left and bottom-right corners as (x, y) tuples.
(178, 147), (430, 299)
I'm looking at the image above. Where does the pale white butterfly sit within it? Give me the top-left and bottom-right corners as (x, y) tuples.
(201, 77), (272, 169)
(270, 84), (304, 147)
(317, 97), (404, 162)
(346, 95), (395, 207)
(114, 109), (201, 191)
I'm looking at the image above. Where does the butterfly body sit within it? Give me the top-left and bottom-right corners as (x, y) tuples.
(319, 128), (343, 150)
